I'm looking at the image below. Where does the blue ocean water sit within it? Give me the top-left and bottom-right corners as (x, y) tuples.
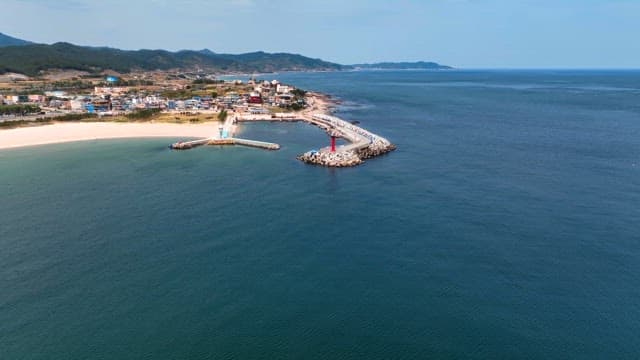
(1, 70), (639, 359)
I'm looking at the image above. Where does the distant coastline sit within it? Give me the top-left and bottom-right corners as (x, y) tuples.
(352, 61), (452, 70)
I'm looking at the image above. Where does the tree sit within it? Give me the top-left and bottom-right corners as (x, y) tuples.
(0, 104), (41, 116)
(217, 109), (228, 122)
(291, 88), (307, 97)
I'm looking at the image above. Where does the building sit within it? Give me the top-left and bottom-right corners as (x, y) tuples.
(69, 98), (87, 111)
(44, 91), (69, 99)
(94, 87), (129, 96)
(92, 98), (110, 112)
(3, 95), (24, 104)
(28, 95), (46, 103)
(276, 84), (292, 94)
(275, 93), (293, 106)
(249, 92), (263, 104)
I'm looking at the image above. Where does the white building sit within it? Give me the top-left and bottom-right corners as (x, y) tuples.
(69, 99), (85, 111)
(276, 84), (292, 94)
(94, 87), (129, 96)
(44, 91), (69, 99)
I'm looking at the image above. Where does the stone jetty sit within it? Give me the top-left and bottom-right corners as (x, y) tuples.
(171, 98), (395, 167)
(295, 113), (396, 167)
(297, 150), (363, 167)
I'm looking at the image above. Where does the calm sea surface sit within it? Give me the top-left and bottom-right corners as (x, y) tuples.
(1, 70), (639, 359)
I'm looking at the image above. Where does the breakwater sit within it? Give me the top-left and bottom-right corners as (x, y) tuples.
(170, 137), (279, 150)
(236, 112), (396, 167)
(295, 113), (396, 167)
(171, 103), (394, 167)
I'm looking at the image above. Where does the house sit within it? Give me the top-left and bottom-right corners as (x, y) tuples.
(28, 95), (46, 103)
(275, 93), (293, 106)
(94, 87), (129, 96)
(69, 98), (87, 111)
(249, 91), (262, 104)
(276, 84), (292, 94)
(44, 91), (68, 99)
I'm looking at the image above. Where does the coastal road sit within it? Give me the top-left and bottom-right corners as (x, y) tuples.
(0, 110), (77, 123)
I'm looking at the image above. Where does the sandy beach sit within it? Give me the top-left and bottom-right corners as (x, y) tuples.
(0, 122), (218, 150)
(0, 92), (337, 151)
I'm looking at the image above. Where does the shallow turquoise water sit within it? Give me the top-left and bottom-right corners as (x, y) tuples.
(1, 70), (640, 359)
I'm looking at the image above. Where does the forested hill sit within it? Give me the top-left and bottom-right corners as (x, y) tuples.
(0, 32), (32, 47)
(0, 32), (451, 75)
(0, 42), (345, 76)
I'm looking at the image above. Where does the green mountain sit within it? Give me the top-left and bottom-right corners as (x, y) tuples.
(352, 61), (452, 70)
(0, 32), (32, 47)
(212, 51), (345, 73)
(0, 32), (451, 76)
(0, 41), (344, 76)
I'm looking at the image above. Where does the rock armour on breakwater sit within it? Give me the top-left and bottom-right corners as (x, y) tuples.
(357, 142), (397, 159)
(297, 142), (396, 167)
(297, 150), (363, 167)
(296, 112), (396, 167)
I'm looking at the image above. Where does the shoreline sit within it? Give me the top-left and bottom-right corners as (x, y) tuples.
(0, 91), (397, 168)
(0, 91), (339, 151)
(0, 122), (218, 150)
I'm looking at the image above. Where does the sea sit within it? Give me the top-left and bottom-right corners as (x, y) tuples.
(1, 70), (639, 359)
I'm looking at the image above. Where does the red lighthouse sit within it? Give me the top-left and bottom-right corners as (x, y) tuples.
(329, 129), (340, 152)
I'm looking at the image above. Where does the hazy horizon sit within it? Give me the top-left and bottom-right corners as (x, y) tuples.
(2, 0), (640, 69)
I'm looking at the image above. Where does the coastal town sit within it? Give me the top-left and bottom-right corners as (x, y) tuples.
(0, 71), (395, 166)
(0, 71), (305, 120)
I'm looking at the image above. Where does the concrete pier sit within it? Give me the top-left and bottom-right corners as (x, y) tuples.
(171, 137), (280, 151)
(232, 138), (280, 150)
(208, 137), (280, 150)
(169, 138), (210, 150)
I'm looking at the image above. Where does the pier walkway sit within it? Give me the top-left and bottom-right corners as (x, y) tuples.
(168, 138), (210, 150)
(171, 137), (279, 150)
(232, 138), (280, 150)
(236, 111), (395, 166)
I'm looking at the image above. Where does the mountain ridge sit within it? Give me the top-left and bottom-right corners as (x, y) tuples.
(0, 42), (344, 76)
(0, 32), (451, 76)
(0, 32), (33, 47)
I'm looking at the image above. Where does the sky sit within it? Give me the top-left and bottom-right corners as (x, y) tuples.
(1, 0), (639, 68)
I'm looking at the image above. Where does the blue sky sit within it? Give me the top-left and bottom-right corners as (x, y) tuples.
(2, 0), (639, 68)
